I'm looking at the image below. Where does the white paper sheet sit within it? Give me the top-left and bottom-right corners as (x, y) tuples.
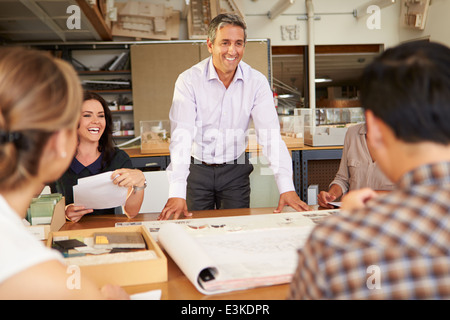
(131, 289), (162, 300)
(73, 171), (128, 209)
(118, 210), (338, 240)
(158, 223), (218, 295)
(158, 220), (316, 295)
(121, 211), (338, 295)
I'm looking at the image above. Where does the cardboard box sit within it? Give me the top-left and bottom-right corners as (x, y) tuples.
(27, 197), (66, 240)
(47, 226), (167, 287)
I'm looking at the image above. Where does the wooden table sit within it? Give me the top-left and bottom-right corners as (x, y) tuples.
(60, 207), (300, 300)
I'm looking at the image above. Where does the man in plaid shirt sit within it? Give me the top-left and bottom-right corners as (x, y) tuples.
(289, 41), (450, 299)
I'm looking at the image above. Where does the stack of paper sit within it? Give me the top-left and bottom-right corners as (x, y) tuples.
(27, 193), (62, 225)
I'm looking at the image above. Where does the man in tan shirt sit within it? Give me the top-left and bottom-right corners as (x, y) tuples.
(317, 123), (394, 208)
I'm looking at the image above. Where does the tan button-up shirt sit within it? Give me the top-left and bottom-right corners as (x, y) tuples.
(330, 123), (395, 194)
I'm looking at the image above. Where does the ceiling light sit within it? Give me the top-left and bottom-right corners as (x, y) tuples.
(268, 0), (295, 20)
(315, 78), (332, 83)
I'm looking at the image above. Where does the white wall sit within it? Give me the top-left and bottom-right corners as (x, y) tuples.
(243, 0), (400, 47)
(119, 0), (448, 49)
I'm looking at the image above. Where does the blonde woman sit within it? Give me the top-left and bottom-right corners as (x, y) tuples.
(0, 47), (128, 299)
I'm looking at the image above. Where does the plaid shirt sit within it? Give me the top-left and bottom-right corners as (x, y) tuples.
(289, 161), (450, 299)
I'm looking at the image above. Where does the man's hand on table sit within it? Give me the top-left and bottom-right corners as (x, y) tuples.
(158, 197), (193, 220)
(274, 191), (311, 213)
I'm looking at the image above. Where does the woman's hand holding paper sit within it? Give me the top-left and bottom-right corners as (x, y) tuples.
(65, 203), (93, 223)
(111, 168), (146, 190)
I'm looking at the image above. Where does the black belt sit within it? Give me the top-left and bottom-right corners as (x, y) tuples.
(191, 155), (249, 167)
(201, 161), (226, 167)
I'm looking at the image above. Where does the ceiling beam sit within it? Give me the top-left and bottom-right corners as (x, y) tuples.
(76, 0), (112, 40)
(19, 0), (66, 41)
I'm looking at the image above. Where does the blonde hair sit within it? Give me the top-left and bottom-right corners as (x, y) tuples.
(0, 47), (82, 190)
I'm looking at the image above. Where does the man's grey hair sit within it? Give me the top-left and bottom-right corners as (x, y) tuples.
(207, 13), (247, 45)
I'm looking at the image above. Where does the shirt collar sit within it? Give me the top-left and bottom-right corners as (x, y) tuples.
(207, 57), (244, 84)
(207, 57), (218, 81)
(70, 153), (103, 175)
(398, 161), (450, 189)
(357, 123), (367, 135)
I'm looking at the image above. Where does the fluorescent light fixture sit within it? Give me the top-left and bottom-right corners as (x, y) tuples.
(354, 0), (396, 18)
(268, 0), (295, 20)
(278, 94), (295, 99)
(315, 78), (332, 83)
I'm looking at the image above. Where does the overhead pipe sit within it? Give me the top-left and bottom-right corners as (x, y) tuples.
(306, 0), (316, 113)
(268, 0), (296, 19)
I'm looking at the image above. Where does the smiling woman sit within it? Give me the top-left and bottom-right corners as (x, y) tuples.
(51, 91), (146, 222)
(78, 99), (106, 146)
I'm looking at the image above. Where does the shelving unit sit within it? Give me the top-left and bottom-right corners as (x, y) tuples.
(73, 48), (134, 143)
(30, 42), (135, 145)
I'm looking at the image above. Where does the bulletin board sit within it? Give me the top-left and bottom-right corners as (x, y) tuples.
(131, 40), (270, 136)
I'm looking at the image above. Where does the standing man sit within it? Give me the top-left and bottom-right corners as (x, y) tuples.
(289, 41), (450, 299)
(159, 13), (309, 220)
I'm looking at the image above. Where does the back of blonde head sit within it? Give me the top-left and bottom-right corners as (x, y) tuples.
(0, 47), (82, 190)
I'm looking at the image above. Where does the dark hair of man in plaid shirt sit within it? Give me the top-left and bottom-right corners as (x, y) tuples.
(289, 41), (450, 300)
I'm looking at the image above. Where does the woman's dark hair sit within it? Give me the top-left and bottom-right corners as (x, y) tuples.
(83, 91), (115, 170)
(360, 41), (450, 144)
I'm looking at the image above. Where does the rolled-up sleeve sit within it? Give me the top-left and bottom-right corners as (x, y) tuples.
(330, 130), (351, 194)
